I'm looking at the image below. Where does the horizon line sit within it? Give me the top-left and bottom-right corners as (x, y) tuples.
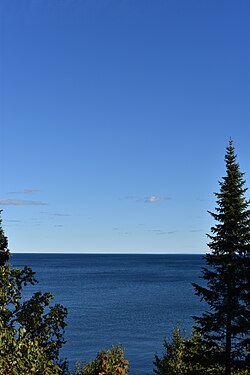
(11, 251), (205, 255)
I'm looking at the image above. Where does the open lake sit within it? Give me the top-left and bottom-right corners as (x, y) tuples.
(12, 253), (206, 374)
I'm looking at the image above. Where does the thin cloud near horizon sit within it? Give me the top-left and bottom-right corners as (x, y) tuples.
(147, 229), (177, 235)
(7, 189), (40, 195)
(0, 199), (47, 206)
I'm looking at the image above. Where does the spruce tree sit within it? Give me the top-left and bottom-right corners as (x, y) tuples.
(0, 210), (10, 265)
(192, 140), (250, 374)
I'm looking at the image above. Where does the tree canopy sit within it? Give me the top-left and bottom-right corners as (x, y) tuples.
(0, 211), (68, 374)
(192, 140), (250, 374)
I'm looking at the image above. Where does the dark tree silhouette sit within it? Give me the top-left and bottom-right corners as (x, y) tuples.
(0, 210), (10, 265)
(193, 140), (250, 374)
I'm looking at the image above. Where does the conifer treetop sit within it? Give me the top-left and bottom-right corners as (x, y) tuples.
(0, 210), (10, 266)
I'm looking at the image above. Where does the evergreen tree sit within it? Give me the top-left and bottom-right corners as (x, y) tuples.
(192, 140), (250, 374)
(0, 209), (10, 265)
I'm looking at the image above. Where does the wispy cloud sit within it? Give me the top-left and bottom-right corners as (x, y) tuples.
(51, 213), (70, 217)
(6, 219), (22, 223)
(144, 195), (171, 203)
(123, 195), (139, 201)
(148, 229), (177, 235)
(7, 189), (39, 195)
(121, 231), (131, 235)
(0, 199), (47, 206)
(39, 212), (70, 217)
(123, 195), (171, 203)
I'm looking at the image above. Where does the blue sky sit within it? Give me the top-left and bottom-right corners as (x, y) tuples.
(1, 0), (250, 253)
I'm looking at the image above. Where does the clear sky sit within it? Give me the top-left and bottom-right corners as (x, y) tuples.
(1, 0), (250, 254)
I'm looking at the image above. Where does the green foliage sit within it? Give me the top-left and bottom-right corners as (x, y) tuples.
(154, 325), (186, 375)
(155, 142), (250, 375)
(154, 326), (216, 375)
(192, 140), (250, 373)
(0, 262), (68, 366)
(0, 211), (68, 374)
(0, 320), (61, 374)
(70, 345), (129, 375)
(154, 325), (250, 375)
(0, 210), (10, 266)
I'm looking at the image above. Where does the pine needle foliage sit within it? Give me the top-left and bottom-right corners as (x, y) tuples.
(0, 210), (10, 265)
(192, 140), (250, 374)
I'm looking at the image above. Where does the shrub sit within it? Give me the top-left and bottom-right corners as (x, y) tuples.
(0, 321), (61, 374)
(70, 345), (129, 375)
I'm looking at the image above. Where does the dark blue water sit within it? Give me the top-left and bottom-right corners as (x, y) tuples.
(11, 253), (205, 374)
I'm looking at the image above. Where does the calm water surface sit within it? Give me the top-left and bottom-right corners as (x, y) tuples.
(12, 254), (205, 374)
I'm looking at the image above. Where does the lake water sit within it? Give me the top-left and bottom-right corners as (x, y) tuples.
(11, 253), (206, 374)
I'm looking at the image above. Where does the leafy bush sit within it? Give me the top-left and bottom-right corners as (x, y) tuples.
(0, 211), (68, 374)
(70, 345), (129, 375)
(0, 322), (61, 374)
